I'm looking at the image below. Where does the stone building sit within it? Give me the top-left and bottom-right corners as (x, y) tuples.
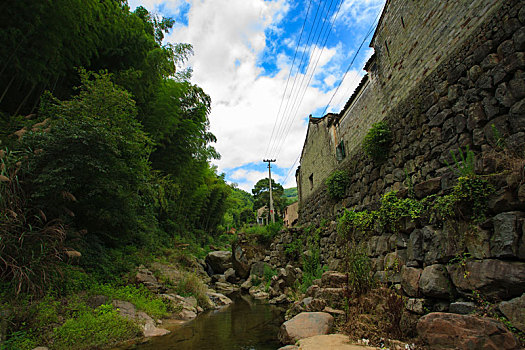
(297, 0), (508, 209)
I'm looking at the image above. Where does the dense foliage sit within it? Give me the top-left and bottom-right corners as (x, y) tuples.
(362, 121), (392, 162)
(325, 170), (350, 200)
(0, 2), (233, 294)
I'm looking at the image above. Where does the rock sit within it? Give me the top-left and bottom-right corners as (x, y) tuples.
(374, 270), (401, 284)
(277, 346), (298, 350)
(406, 298), (425, 314)
(305, 298), (327, 312)
(419, 264), (454, 299)
(249, 286), (269, 299)
(423, 226), (459, 265)
(320, 271), (347, 288)
(449, 301), (476, 315)
(317, 288), (345, 308)
(112, 300), (169, 337)
(206, 292), (233, 308)
(417, 312), (520, 349)
(205, 251), (232, 274)
(278, 312), (334, 345)
(135, 267), (163, 293)
(87, 295), (109, 309)
(384, 251), (406, 270)
(176, 308), (197, 320)
(250, 261), (267, 277)
(491, 212), (524, 258)
(401, 266), (421, 297)
(240, 276), (253, 291)
(297, 334), (377, 349)
(214, 281), (238, 295)
(414, 177), (442, 198)
(269, 294), (290, 304)
(112, 300), (136, 320)
(224, 268), (236, 283)
(447, 259), (525, 300)
(407, 229), (423, 262)
(498, 293), (525, 333)
(322, 306), (345, 316)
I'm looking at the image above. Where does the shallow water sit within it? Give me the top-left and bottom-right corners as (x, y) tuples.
(126, 295), (285, 350)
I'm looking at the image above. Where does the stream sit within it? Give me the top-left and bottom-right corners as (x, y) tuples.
(123, 295), (285, 350)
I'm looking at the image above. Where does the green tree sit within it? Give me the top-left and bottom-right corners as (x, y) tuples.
(22, 71), (153, 246)
(252, 178), (285, 215)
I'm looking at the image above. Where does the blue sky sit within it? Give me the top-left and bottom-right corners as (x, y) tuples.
(129, 0), (385, 192)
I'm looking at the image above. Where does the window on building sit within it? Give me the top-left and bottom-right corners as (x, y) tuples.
(336, 141), (346, 161)
(309, 173), (314, 190)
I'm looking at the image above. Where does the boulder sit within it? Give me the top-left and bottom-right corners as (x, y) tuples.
(278, 312), (334, 345)
(401, 266), (421, 297)
(214, 281), (238, 295)
(205, 251), (232, 274)
(224, 268), (236, 283)
(491, 212), (524, 258)
(447, 259), (525, 300)
(419, 264), (454, 299)
(321, 271), (347, 288)
(297, 334), (377, 349)
(498, 293), (525, 333)
(206, 292), (233, 308)
(417, 312), (520, 349)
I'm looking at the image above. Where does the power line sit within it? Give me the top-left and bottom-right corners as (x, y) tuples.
(264, 0), (313, 159)
(271, 0), (337, 158)
(274, 0), (345, 159)
(267, 0), (324, 158)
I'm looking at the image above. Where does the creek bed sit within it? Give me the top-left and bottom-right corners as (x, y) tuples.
(122, 295), (285, 350)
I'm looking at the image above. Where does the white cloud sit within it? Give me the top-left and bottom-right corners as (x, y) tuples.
(130, 0), (382, 192)
(166, 0), (338, 187)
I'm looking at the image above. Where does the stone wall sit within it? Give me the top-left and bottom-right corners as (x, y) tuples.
(286, 0), (525, 321)
(298, 0), (505, 201)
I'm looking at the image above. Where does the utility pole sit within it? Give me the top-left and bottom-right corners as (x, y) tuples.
(263, 159), (276, 224)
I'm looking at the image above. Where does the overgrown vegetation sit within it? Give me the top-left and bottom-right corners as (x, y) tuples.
(325, 170), (350, 200)
(300, 223), (326, 293)
(362, 121), (392, 162)
(0, 3), (242, 348)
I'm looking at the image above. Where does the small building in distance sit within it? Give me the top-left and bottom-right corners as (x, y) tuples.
(256, 205), (268, 225)
(283, 202), (298, 228)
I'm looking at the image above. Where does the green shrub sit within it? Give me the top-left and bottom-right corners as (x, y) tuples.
(338, 209), (376, 242)
(445, 145), (476, 177)
(362, 121), (392, 162)
(176, 272), (211, 309)
(345, 245), (374, 295)
(379, 191), (423, 231)
(52, 305), (141, 350)
(92, 284), (169, 318)
(300, 226), (325, 293)
(325, 170), (350, 200)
